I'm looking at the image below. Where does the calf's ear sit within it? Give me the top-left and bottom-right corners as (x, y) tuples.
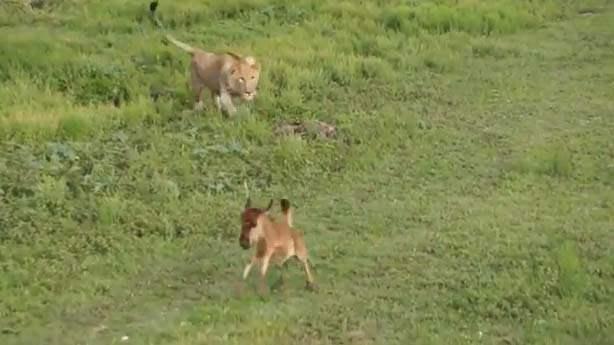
(265, 199), (273, 213)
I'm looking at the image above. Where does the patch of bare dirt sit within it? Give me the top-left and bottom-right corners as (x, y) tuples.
(274, 120), (337, 140)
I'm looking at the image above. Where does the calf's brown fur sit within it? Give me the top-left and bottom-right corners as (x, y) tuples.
(239, 197), (316, 294)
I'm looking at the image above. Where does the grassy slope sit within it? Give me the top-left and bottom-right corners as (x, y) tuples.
(1, 0), (613, 344)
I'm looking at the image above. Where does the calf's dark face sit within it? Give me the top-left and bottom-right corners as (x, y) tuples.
(239, 209), (259, 250)
(238, 198), (272, 250)
(239, 232), (250, 249)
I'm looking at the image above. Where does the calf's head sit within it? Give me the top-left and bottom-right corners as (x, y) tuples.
(239, 197), (273, 249)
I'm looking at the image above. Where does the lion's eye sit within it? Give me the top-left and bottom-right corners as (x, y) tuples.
(251, 76), (255, 80)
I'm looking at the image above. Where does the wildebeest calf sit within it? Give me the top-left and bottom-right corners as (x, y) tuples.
(239, 197), (316, 295)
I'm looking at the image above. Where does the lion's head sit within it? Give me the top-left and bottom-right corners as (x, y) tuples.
(227, 53), (260, 101)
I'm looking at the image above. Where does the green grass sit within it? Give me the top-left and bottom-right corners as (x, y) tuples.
(1, 0), (613, 344)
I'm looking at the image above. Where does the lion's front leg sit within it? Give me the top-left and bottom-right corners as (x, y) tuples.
(211, 91), (222, 112)
(219, 89), (237, 117)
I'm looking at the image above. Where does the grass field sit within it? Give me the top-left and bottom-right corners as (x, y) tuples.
(1, 0), (613, 344)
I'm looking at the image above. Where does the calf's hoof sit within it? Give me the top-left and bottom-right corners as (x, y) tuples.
(257, 282), (270, 298)
(305, 282), (318, 292)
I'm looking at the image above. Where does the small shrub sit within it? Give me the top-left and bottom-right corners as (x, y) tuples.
(266, 61), (291, 98)
(420, 48), (458, 73)
(381, 5), (419, 35)
(98, 195), (125, 226)
(352, 33), (400, 60)
(352, 36), (379, 57)
(241, 115), (273, 144)
(42, 61), (131, 106)
(256, 3), (311, 25)
(505, 145), (574, 178)
(539, 147), (573, 178)
(274, 87), (308, 118)
(273, 135), (309, 172)
(57, 114), (92, 140)
(294, 65), (329, 103)
(208, 0), (267, 20)
(380, 1), (543, 36)
(471, 40), (521, 59)
(323, 58), (357, 87)
(37, 175), (67, 209)
(323, 1), (376, 21)
(151, 174), (181, 202)
(122, 96), (159, 127)
(357, 56), (395, 81)
(71, 63), (131, 106)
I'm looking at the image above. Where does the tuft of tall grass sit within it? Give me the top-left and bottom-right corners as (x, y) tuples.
(555, 241), (587, 299)
(379, 0), (599, 36)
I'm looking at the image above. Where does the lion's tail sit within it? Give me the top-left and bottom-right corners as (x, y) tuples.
(149, 1), (195, 55)
(164, 34), (195, 54)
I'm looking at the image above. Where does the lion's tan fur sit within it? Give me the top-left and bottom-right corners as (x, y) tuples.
(149, 2), (260, 116)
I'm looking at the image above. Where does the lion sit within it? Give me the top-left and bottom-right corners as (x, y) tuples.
(148, 1), (261, 116)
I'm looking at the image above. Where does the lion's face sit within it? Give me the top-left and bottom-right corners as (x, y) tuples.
(230, 56), (260, 101)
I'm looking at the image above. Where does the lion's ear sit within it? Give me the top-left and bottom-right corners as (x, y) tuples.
(244, 56), (258, 69)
